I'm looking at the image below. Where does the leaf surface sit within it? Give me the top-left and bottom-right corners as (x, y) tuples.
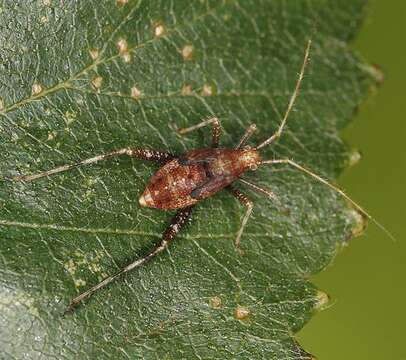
(0, 1), (372, 359)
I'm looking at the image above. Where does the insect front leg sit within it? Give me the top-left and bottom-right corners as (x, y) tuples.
(177, 117), (221, 148)
(66, 205), (194, 312)
(235, 124), (257, 149)
(13, 148), (175, 182)
(227, 186), (253, 253)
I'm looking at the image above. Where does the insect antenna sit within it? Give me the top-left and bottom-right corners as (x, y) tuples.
(252, 39), (395, 241)
(260, 158), (396, 242)
(256, 39), (312, 150)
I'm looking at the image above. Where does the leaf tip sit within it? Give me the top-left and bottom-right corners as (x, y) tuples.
(347, 207), (368, 239)
(346, 149), (362, 167)
(313, 290), (330, 311)
(364, 63), (385, 86)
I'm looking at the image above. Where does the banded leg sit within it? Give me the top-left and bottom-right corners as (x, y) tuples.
(67, 205), (194, 312)
(238, 178), (286, 212)
(177, 117), (221, 148)
(235, 124), (257, 149)
(227, 186), (253, 252)
(13, 148), (174, 182)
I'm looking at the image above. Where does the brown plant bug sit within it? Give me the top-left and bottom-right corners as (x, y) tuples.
(13, 40), (391, 312)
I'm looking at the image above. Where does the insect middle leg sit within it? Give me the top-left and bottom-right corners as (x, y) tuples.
(13, 148), (174, 182)
(67, 205), (194, 312)
(238, 178), (287, 212)
(177, 117), (221, 148)
(227, 185), (253, 253)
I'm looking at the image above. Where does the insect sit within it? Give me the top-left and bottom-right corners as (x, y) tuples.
(14, 40), (386, 312)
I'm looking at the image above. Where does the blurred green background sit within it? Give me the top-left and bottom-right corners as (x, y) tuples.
(299, 1), (406, 359)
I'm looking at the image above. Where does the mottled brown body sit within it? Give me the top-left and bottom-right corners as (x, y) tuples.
(139, 148), (261, 209)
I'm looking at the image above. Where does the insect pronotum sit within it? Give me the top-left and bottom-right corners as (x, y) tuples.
(14, 40), (392, 312)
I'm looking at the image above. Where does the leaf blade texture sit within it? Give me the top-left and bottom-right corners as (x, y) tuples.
(0, 0), (373, 359)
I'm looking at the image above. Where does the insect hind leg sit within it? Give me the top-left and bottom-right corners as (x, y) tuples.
(66, 205), (194, 312)
(177, 117), (221, 148)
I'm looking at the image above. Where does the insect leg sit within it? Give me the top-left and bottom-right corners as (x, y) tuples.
(13, 148), (174, 182)
(235, 124), (257, 149)
(66, 205), (194, 312)
(238, 178), (278, 203)
(177, 117), (221, 148)
(227, 186), (253, 252)
(256, 40), (312, 150)
(238, 178), (288, 213)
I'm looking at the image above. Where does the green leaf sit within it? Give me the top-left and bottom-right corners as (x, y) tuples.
(0, 1), (374, 359)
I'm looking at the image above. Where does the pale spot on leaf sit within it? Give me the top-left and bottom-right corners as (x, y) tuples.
(117, 38), (131, 63)
(74, 278), (86, 287)
(234, 305), (250, 320)
(0, 97), (4, 111)
(201, 83), (215, 96)
(181, 44), (194, 60)
(121, 51), (131, 63)
(64, 259), (77, 275)
(91, 76), (103, 90)
(31, 83), (43, 95)
(117, 37), (128, 53)
(131, 86), (142, 99)
(46, 131), (57, 141)
(116, 0), (128, 7)
(209, 296), (222, 309)
(181, 83), (193, 96)
(89, 48), (99, 61)
(153, 22), (165, 37)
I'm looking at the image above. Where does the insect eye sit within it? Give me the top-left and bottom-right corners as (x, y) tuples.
(249, 164), (258, 171)
(243, 145), (251, 150)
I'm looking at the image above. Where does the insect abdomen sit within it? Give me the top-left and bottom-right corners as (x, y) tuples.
(139, 158), (207, 209)
(139, 148), (260, 209)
